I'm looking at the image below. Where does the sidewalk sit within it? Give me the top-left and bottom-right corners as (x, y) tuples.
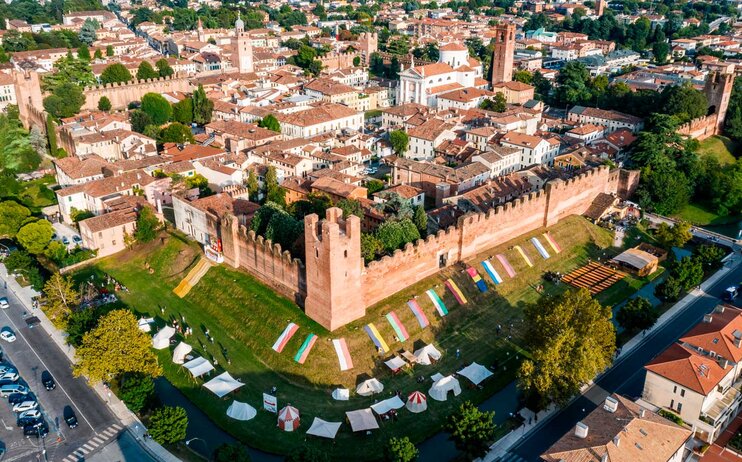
(482, 253), (741, 461)
(0, 264), (180, 462)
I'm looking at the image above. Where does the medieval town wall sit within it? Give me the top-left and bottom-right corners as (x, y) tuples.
(677, 114), (719, 141)
(81, 75), (192, 111)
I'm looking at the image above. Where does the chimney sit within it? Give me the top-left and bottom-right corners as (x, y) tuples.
(574, 421), (589, 438)
(613, 435), (620, 447)
(718, 357), (730, 369)
(734, 330), (742, 348)
(716, 305), (726, 314)
(639, 408), (646, 418)
(601, 454), (609, 462)
(704, 314), (714, 323)
(603, 396), (619, 413)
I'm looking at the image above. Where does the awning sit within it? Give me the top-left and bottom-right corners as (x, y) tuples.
(226, 400), (257, 421)
(306, 417), (342, 439)
(152, 326), (176, 350)
(172, 342), (192, 364)
(346, 408), (379, 432)
(458, 362), (493, 386)
(332, 388), (349, 401)
(384, 356), (407, 371)
(370, 396), (405, 415)
(203, 372), (244, 398)
(183, 357), (214, 378)
(138, 317), (154, 332)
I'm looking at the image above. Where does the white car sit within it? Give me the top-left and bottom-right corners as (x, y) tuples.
(12, 400), (37, 413)
(0, 372), (18, 382)
(18, 409), (40, 420)
(0, 331), (16, 343)
(0, 365), (15, 375)
(0, 298), (8, 309)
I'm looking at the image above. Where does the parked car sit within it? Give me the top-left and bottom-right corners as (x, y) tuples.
(0, 298), (8, 309)
(723, 285), (740, 302)
(23, 421), (48, 438)
(0, 372), (19, 382)
(8, 392), (33, 405)
(64, 407), (78, 429)
(18, 409), (40, 420)
(0, 331), (16, 343)
(41, 371), (55, 391)
(17, 415), (42, 428)
(72, 235), (82, 245)
(61, 236), (69, 245)
(0, 365), (15, 375)
(13, 400), (38, 413)
(0, 384), (28, 397)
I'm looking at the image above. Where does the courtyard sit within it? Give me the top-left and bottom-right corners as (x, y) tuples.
(73, 215), (650, 459)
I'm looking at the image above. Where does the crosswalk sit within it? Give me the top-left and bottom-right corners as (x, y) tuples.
(61, 423), (123, 462)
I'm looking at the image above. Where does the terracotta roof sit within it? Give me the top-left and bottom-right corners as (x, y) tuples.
(438, 87), (493, 102)
(54, 155), (111, 180)
(80, 208), (137, 233)
(501, 132), (549, 148)
(440, 42), (468, 51)
(680, 305), (742, 363)
(310, 176), (366, 198)
(276, 103), (358, 127)
(305, 78), (356, 96)
(57, 170), (156, 198)
(645, 342), (729, 395)
(409, 62), (455, 77)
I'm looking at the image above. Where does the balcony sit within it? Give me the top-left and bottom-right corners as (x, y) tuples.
(700, 378), (742, 427)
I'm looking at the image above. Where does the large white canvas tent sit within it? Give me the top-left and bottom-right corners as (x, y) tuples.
(458, 362), (493, 386)
(183, 357), (214, 378)
(204, 372), (244, 398)
(384, 356), (407, 372)
(356, 378), (384, 396)
(429, 375), (461, 402)
(406, 391), (427, 413)
(370, 396), (405, 415)
(138, 317), (154, 332)
(226, 401), (257, 421)
(152, 326), (176, 350)
(172, 342), (192, 364)
(413, 344), (442, 365)
(346, 409), (379, 432)
(331, 388), (350, 401)
(306, 418), (342, 439)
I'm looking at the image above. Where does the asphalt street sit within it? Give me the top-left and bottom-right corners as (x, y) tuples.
(0, 283), (123, 462)
(506, 260), (742, 461)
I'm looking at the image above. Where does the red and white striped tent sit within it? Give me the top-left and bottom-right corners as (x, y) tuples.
(278, 405), (300, 431)
(406, 391), (427, 413)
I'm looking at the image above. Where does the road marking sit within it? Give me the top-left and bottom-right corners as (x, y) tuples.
(92, 436), (104, 444)
(0, 286), (98, 434)
(83, 443), (94, 451)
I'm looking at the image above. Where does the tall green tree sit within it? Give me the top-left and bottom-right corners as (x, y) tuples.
(445, 401), (496, 460)
(77, 44), (91, 61)
(118, 373), (155, 414)
(171, 99), (193, 125)
(42, 273), (80, 330)
(148, 406), (188, 444)
(191, 84), (213, 125)
(159, 122), (194, 144)
(134, 207), (160, 243)
(16, 219), (53, 254)
(43, 82), (86, 119)
(106, 44), (114, 56)
(141, 93), (172, 125)
(97, 96), (111, 112)
(376, 219), (420, 253)
(385, 436), (418, 462)
(389, 130), (409, 156)
(130, 110), (152, 134)
(413, 205), (427, 235)
(616, 297), (658, 332)
(214, 443), (251, 462)
(100, 63), (133, 84)
(155, 58), (174, 77)
(518, 289), (615, 408)
(0, 201), (31, 237)
(258, 114), (280, 132)
(0, 110), (41, 171)
(136, 61), (159, 80)
(43, 53), (95, 93)
(654, 221), (692, 249)
(78, 18), (97, 45)
(661, 83), (708, 123)
(246, 170), (259, 201)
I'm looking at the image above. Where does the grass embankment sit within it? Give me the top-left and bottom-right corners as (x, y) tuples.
(697, 135), (738, 166)
(77, 216), (628, 459)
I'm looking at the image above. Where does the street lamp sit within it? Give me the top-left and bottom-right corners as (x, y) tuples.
(185, 437), (207, 454)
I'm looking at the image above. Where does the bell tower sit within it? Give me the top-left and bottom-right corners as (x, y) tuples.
(491, 23), (515, 85)
(234, 13), (254, 74)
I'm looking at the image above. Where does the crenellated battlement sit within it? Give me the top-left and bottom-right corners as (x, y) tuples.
(237, 224), (304, 268)
(81, 74), (192, 111)
(82, 74), (186, 92)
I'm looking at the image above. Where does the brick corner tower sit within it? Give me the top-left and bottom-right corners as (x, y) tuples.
(491, 23), (516, 85)
(304, 207), (364, 331)
(704, 70), (734, 134)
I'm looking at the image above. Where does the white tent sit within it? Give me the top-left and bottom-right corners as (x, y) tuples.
(172, 342), (193, 364)
(346, 409), (379, 432)
(431, 372), (445, 383)
(356, 378), (384, 397)
(413, 344), (442, 365)
(226, 401), (257, 421)
(370, 396), (405, 415)
(384, 356), (407, 371)
(204, 372), (244, 398)
(306, 418), (342, 439)
(138, 317), (154, 333)
(331, 388), (350, 401)
(406, 391), (427, 413)
(458, 362), (493, 386)
(152, 326), (176, 350)
(183, 357), (215, 378)
(429, 375), (461, 402)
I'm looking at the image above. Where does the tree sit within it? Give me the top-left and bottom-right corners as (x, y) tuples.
(518, 289), (615, 408)
(694, 244), (725, 269)
(118, 373), (155, 414)
(43, 54), (95, 93)
(480, 92), (507, 112)
(148, 406), (188, 444)
(361, 233), (383, 263)
(673, 256), (704, 291)
(73, 309), (162, 382)
(214, 443), (251, 462)
(389, 130), (409, 156)
(513, 70), (533, 84)
(155, 58), (174, 77)
(16, 219), (53, 254)
(376, 219), (420, 253)
(134, 207), (160, 243)
(46, 114), (58, 155)
(654, 221), (692, 249)
(652, 41), (670, 64)
(337, 198), (363, 219)
(130, 110), (153, 134)
(554, 61), (593, 107)
(265, 166), (285, 207)
(616, 297), (658, 332)
(97, 96), (112, 112)
(286, 445), (329, 462)
(413, 205), (427, 235)
(159, 122), (194, 144)
(4, 250), (35, 275)
(43, 83), (85, 119)
(78, 18), (97, 45)
(77, 44), (91, 61)
(191, 84), (213, 125)
(185, 173), (211, 196)
(171, 99), (193, 125)
(0, 201), (31, 237)
(100, 63), (133, 85)
(258, 114), (281, 133)
(445, 401), (496, 460)
(141, 93), (172, 125)
(655, 276), (682, 301)
(246, 170), (259, 201)
(661, 83), (708, 123)
(366, 179), (385, 196)
(353, 56), (361, 67)
(106, 44), (114, 56)
(385, 436), (418, 462)
(94, 49), (103, 60)
(136, 61), (159, 80)
(43, 273), (80, 330)
(44, 240), (68, 264)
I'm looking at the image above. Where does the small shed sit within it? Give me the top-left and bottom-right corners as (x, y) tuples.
(611, 247), (659, 276)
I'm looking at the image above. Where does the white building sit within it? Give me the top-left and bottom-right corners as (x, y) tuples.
(276, 103), (363, 139)
(500, 132), (559, 167)
(407, 118), (457, 161)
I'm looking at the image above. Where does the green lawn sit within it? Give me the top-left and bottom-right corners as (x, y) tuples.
(0, 175), (57, 213)
(75, 216), (634, 459)
(673, 203), (740, 238)
(697, 135), (738, 165)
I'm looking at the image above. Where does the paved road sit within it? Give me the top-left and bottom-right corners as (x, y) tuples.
(506, 261), (742, 461)
(0, 282), (125, 462)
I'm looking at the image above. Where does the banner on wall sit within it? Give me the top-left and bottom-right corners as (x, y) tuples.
(263, 393), (278, 413)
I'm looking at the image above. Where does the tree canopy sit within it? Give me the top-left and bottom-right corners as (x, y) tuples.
(390, 130), (409, 156)
(0, 201), (31, 237)
(16, 219), (53, 254)
(258, 114), (281, 133)
(191, 84), (213, 125)
(141, 93), (173, 125)
(384, 436), (419, 462)
(134, 206), (160, 243)
(136, 61), (159, 80)
(42, 273), (80, 330)
(148, 406), (188, 444)
(100, 63), (133, 84)
(616, 297), (658, 332)
(445, 401), (496, 460)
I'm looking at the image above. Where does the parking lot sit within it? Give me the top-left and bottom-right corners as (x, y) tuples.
(0, 285), (121, 461)
(51, 223), (82, 251)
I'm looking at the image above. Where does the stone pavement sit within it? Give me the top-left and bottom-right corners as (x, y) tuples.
(482, 251), (742, 462)
(0, 264), (180, 462)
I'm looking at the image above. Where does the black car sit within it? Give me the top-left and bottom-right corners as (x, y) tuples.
(23, 421), (48, 438)
(63, 406), (78, 429)
(17, 415), (42, 428)
(9, 393), (34, 406)
(41, 371), (55, 391)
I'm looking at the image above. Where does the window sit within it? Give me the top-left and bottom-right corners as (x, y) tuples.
(677, 402), (683, 412)
(680, 389), (685, 397)
(670, 399), (674, 409)
(673, 385), (677, 393)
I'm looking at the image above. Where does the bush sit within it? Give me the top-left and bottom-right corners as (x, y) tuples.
(213, 443), (251, 462)
(118, 373), (156, 414)
(148, 406), (187, 444)
(658, 409), (684, 426)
